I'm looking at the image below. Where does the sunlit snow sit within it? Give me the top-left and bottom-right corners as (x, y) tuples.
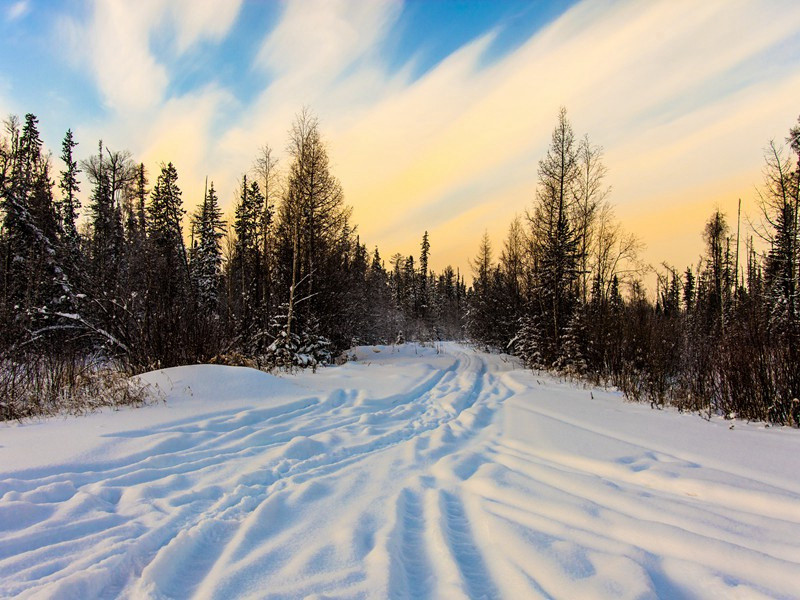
(1, 344), (799, 598)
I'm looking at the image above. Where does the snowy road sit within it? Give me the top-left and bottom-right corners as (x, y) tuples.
(1, 343), (800, 599)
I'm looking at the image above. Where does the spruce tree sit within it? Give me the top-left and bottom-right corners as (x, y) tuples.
(192, 182), (226, 314)
(146, 162), (190, 365)
(231, 175), (261, 348)
(419, 231), (430, 318)
(58, 129), (81, 245)
(0, 114), (73, 351)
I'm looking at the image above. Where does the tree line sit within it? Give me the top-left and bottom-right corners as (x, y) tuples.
(2, 106), (798, 425)
(466, 108), (800, 426)
(0, 109), (464, 418)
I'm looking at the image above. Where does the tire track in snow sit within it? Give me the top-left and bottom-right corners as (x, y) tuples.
(191, 348), (506, 598)
(0, 346), (518, 598)
(387, 488), (434, 599)
(10, 347), (497, 598)
(438, 490), (500, 599)
(7, 345), (798, 598)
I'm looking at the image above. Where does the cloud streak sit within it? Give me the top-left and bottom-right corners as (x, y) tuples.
(5, 0), (29, 22)
(44, 0), (800, 275)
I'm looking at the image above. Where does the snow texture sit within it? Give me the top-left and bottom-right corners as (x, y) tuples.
(1, 343), (799, 599)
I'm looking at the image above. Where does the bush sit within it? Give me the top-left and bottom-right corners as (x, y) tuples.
(0, 352), (161, 421)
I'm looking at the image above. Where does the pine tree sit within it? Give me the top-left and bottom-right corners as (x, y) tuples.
(58, 129), (81, 246)
(0, 114), (73, 350)
(419, 231), (430, 318)
(231, 175), (261, 348)
(83, 141), (128, 292)
(145, 162), (191, 365)
(134, 163), (148, 236)
(497, 216), (527, 348)
(191, 182), (226, 314)
(683, 267), (695, 312)
(148, 162), (186, 266)
(466, 231), (494, 345)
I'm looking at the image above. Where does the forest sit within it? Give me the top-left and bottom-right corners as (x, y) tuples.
(1, 107), (798, 425)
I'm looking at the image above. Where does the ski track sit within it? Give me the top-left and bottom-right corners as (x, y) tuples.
(1, 342), (799, 599)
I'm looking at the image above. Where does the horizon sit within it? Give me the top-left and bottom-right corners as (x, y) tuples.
(2, 0), (799, 282)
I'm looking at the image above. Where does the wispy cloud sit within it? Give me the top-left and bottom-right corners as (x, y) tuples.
(62, 0), (243, 113)
(42, 0), (800, 272)
(5, 0), (29, 22)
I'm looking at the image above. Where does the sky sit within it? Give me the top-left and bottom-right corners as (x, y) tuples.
(1, 0), (800, 281)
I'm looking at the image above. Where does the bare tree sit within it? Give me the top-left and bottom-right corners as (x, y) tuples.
(574, 134), (610, 303)
(592, 204), (643, 301)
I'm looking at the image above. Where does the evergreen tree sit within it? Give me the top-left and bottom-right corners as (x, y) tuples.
(58, 129), (81, 246)
(419, 231), (430, 318)
(134, 163), (148, 236)
(0, 114), (74, 351)
(466, 231), (494, 345)
(83, 141), (129, 292)
(148, 162), (187, 269)
(145, 162), (191, 365)
(191, 182), (226, 313)
(497, 216), (527, 348)
(683, 267), (695, 312)
(230, 175), (263, 349)
(700, 210), (732, 332)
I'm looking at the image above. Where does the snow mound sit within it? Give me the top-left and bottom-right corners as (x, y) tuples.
(282, 435), (326, 460)
(137, 364), (300, 404)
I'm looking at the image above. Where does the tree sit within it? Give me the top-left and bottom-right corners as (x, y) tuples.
(148, 162), (187, 270)
(82, 141), (132, 292)
(230, 175), (265, 349)
(574, 134), (610, 303)
(495, 216), (527, 347)
(252, 144), (279, 324)
(466, 231), (494, 345)
(1, 116), (62, 307)
(419, 230), (430, 318)
(133, 163), (148, 236)
(0, 114), (75, 353)
(527, 107), (581, 363)
(58, 129), (81, 246)
(191, 181), (226, 314)
(759, 138), (799, 330)
(145, 162), (191, 365)
(274, 109), (352, 350)
(699, 210), (732, 332)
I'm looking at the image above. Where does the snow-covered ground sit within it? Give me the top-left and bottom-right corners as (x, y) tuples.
(1, 343), (799, 599)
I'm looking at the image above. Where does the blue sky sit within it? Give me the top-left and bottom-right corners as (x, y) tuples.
(1, 1), (576, 136)
(2, 0), (800, 276)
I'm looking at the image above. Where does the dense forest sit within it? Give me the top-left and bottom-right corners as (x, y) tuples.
(1, 108), (798, 425)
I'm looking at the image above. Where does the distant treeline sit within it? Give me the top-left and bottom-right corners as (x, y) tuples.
(1, 107), (798, 425)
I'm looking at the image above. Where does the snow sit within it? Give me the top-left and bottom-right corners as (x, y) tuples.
(1, 343), (799, 599)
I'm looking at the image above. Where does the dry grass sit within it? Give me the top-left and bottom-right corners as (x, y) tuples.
(0, 353), (162, 421)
